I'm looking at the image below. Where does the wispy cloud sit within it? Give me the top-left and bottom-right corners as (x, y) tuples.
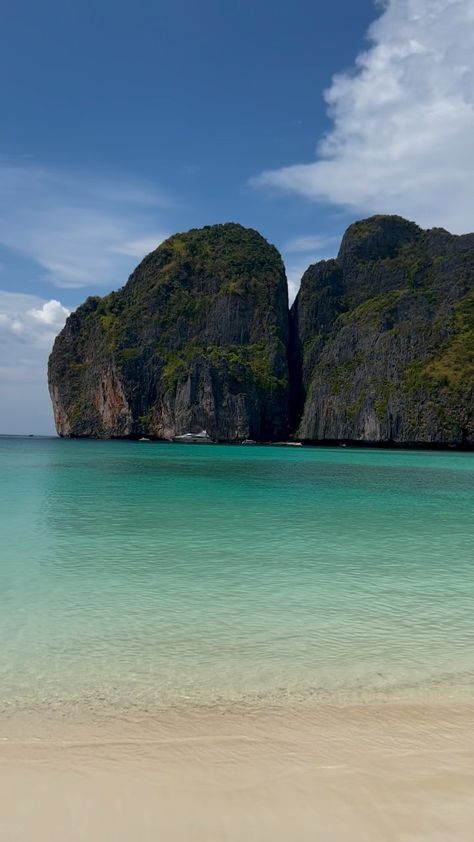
(0, 160), (170, 288)
(283, 233), (341, 302)
(285, 257), (327, 305)
(285, 233), (339, 254)
(253, 0), (474, 233)
(0, 290), (70, 434)
(112, 234), (169, 259)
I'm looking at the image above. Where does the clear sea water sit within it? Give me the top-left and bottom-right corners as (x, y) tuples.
(0, 437), (473, 716)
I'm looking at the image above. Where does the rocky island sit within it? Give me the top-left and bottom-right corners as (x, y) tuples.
(49, 216), (473, 446)
(291, 215), (474, 447)
(48, 224), (290, 441)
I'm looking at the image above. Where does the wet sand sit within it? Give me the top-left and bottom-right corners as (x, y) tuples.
(1, 703), (473, 841)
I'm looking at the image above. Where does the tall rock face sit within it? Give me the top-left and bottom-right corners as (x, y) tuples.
(49, 224), (290, 440)
(291, 215), (474, 446)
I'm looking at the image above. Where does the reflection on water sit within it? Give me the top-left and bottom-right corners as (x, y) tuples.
(0, 438), (473, 715)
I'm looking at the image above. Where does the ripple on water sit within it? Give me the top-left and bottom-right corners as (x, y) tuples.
(0, 438), (473, 717)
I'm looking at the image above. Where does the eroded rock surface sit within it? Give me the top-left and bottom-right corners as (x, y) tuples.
(48, 224), (290, 440)
(291, 215), (474, 445)
(49, 215), (473, 446)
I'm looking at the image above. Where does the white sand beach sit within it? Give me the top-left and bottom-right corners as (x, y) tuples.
(1, 703), (473, 841)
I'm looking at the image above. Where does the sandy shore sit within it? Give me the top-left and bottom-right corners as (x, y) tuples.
(1, 703), (473, 841)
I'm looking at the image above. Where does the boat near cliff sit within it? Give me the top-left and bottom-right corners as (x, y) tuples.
(172, 430), (215, 444)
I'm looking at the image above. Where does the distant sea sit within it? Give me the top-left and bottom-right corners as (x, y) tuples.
(0, 437), (473, 718)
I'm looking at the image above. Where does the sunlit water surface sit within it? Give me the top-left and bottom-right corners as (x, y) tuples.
(0, 438), (473, 716)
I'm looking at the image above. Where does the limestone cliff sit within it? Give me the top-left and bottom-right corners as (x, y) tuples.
(48, 224), (290, 440)
(291, 215), (474, 446)
(49, 215), (474, 446)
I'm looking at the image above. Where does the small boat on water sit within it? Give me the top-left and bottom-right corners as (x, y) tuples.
(139, 437), (151, 442)
(172, 429), (215, 444)
(242, 439), (256, 445)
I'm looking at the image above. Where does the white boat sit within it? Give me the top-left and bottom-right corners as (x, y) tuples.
(172, 429), (215, 444)
(242, 439), (256, 445)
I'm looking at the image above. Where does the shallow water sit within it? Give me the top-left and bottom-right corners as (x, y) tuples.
(0, 438), (473, 715)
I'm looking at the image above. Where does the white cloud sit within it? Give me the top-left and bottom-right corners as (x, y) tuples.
(285, 257), (322, 305)
(112, 234), (169, 258)
(0, 291), (70, 434)
(283, 234), (341, 302)
(0, 291), (69, 346)
(28, 299), (70, 330)
(285, 234), (339, 254)
(0, 160), (171, 288)
(253, 0), (474, 233)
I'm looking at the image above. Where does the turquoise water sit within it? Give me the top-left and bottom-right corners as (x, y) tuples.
(0, 438), (473, 715)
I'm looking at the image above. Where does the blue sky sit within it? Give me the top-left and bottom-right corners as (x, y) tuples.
(1, 0), (473, 433)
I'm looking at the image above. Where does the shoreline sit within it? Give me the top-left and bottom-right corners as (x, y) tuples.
(2, 434), (473, 451)
(2, 667), (473, 723)
(1, 701), (473, 841)
(2, 696), (474, 741)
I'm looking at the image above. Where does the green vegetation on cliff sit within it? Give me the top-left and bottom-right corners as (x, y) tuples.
(48, 215), (473, 446)
(292, 215), (474, 445)
(48, 223), (290, 440)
